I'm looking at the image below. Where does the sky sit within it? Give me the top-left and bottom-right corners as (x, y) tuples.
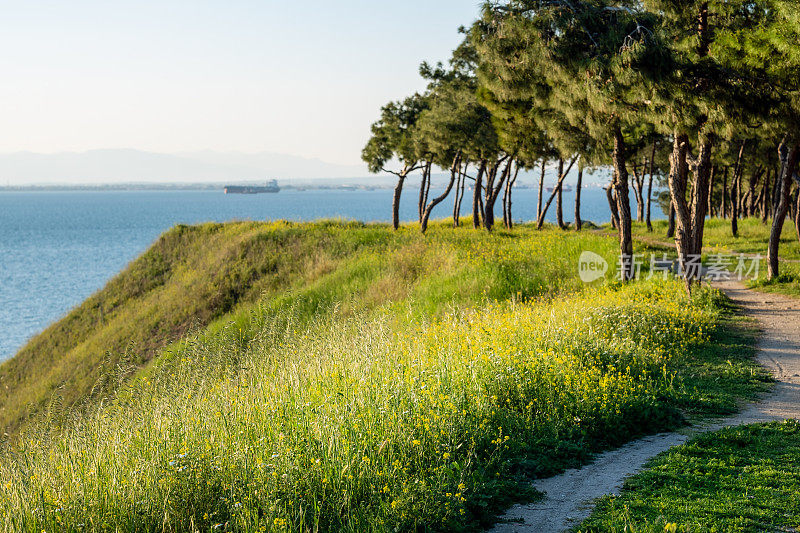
(0, 1), (482, 167)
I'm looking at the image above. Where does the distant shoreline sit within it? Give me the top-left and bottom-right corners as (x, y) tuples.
(0, 183), (396, 192)
(0, 180), (609, 193)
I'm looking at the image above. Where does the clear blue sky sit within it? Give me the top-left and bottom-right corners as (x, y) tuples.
(0, 1), (482, 165)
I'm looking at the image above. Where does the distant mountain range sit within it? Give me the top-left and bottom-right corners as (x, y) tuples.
(0, 149), (616, 189)
(0, 149), (371, 185)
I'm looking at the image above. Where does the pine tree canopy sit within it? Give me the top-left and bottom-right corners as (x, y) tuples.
(362, 94), (428, 174)
(362, 0), (800, 281)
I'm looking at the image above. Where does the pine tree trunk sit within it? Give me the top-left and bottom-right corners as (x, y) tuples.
(484, 157), (512, 232)
(421, 154), (461, 234)
(646, 145), (655, 232)
(746, 169), (756, 217)
(613, 128), (634, 282)
(472, 160), (486, 229)
(505, 162), (519, 229)
(453, 166), (463, 227)
(456, 166), (467, 224)
(537, 158), (577, 229)
(668, 133), (693, 292)
(392, 174), (406, 231)
(667, 201), (676, 238)
(737, 173), (745, 217)
(502, 181), (508, 229)
(731, 141), (746, 237)
(707, 165), (716, 217)
(645, 175), (653, 231)
(418, 168), (427, 222)
(755, 183), (765, 222)
(740, 192), (749, 218)
(690, 139), (713, 258)
(503, 162), (516, 228)
(768, 144), (799, 279)
(574, 167), (583, 231)
(768, 168), (775, 217)
(746, 166), (762, 218)
(483, 162), (497, 231)
(671, 1), (712, 292)
(761, 169), (771, 223)
(721, 166), (729, 219)
(637, 175), (644, 222)
(556, 158), (566, 229)
(537, 159), (545, 222)
(606, 183), (619, 229)
(423, 164), (432, 213)
(772, 143), (789, 218)
(631, 163), (645, 223)
(771, 170), (782, 218)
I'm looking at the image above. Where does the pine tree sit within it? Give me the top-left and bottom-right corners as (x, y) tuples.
(415, 78), (498, 233)
(362, 95), (428, 230)
(643, 0), (782, 288)
(476, 0), (667, 279)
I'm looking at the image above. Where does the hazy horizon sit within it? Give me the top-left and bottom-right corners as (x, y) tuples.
(0, 148), (617, 188)
(0, 148), (370, 185)
(0, 1), (481, 183)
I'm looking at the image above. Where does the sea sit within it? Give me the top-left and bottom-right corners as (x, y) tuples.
(0, 186), (665, 362)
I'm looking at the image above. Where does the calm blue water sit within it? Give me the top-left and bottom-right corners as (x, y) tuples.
(0, 187), (663, 361)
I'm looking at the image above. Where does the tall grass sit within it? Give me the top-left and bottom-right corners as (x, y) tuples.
(0, 222), (768, 532)
(0, 279), (761, 532)
(0, 221), (614, 435)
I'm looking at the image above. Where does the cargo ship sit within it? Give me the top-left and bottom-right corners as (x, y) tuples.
(545, 184), (573, 193)
(224, 179), (280, 194)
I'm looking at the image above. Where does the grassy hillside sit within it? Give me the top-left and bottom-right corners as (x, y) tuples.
(0, 221), (609, 435)
(0, 221), (769, 532)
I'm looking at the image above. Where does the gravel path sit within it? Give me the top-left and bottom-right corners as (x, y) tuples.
(490, 280), (800, 533)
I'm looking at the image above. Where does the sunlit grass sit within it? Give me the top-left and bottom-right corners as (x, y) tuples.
(630, 218), (800, 297)
(0, 220), (617, 435)
(0, 286), (766, 531)
(632, 217), (800, 259)
(0, 221), (768, 531)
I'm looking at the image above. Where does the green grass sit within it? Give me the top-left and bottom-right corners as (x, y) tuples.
(705, 219), (800, 260)
(0, 220), (614, 436)
(632, 217), (800, 260)
(0, 282), (765, 532)
(0, 219), (766, 532)
(579, 421), (800, 532)
(632, 217), (800, 297)
(0, 221), (768, 532)
(664, 310), (768, 422)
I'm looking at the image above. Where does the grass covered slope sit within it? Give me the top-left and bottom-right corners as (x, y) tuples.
(0, 221), (611, 435)
(0, 222), (769, 532)
(579, 421), (800, 532)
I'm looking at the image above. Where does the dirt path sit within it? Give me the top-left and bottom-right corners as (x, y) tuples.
(490, 280), (800, 533)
